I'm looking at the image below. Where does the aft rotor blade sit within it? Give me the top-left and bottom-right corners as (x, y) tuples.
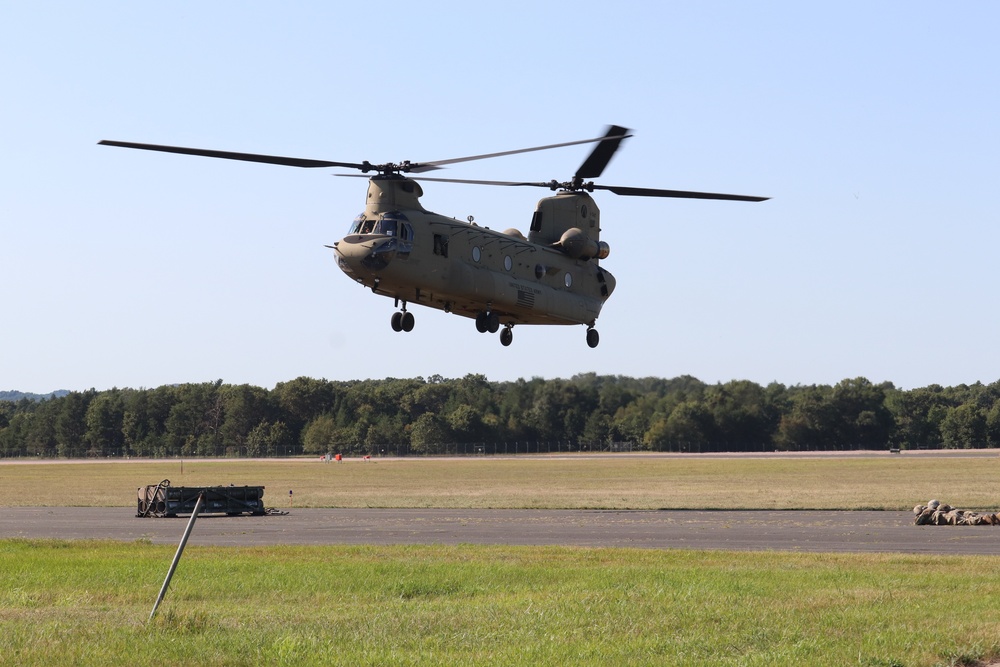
(98, 140), (368, 170)
(574, 125), (630, 180)
(594, 184), (769, 202)
(410, 176), (769, 201)
(410, 131), (634, 173)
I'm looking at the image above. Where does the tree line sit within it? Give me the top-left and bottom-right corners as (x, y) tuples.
(2, 374), (1000, 458)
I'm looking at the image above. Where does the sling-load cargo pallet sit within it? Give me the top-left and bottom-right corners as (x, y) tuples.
(137, 480), (266, 517)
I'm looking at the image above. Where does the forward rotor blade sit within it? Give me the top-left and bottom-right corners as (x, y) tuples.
(594, 184), (769, 202)
(98, 140), (367, 170)
(409, 130), (634, 173)
(404, 176), (553, 188)
(574, 125), (630, 180)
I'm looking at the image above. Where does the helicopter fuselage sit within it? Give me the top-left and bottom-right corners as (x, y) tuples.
(332, 175), (616, 338)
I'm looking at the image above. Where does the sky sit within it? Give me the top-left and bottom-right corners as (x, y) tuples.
(3, 2), (999, 394)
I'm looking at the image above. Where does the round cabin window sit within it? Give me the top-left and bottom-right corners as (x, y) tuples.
(504, 255), (512, 271)
(564, 272), (573, 288)
(472, 246), (481, 262)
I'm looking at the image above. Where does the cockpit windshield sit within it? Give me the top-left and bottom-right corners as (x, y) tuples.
(348, 212), (410, 236)
(348, 214), (365, 235)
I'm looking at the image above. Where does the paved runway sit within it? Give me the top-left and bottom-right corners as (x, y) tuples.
(4, 507), (1000, 555)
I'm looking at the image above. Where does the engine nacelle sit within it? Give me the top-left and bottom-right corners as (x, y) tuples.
(558, 227), (610, 260)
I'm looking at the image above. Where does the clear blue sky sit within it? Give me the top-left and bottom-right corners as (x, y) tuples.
(3, 2), (998, 393)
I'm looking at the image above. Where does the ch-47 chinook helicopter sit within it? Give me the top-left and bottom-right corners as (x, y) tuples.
(99, 126), (767, 347)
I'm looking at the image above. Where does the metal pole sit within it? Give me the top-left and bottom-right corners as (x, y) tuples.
(149, 491), (205, 621)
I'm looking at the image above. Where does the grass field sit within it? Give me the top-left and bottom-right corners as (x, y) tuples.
(2, 453), (1000, 510)
(3, 454), (1000, 666)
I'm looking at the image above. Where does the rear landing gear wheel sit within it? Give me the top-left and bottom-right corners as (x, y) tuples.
(586, 328), (599, 348)
(500, 326), (513, 347)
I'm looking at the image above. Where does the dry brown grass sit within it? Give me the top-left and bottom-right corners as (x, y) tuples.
(2, 453), (998, 510)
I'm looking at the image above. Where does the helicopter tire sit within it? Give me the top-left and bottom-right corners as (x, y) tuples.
(401, 311), (415, 332)
(475, 312), (489, 333)
(391, 311), (403, 332)
(586, 328), (599, 348)
(500, 327), (513, 347)
(487, 312), (500, 333)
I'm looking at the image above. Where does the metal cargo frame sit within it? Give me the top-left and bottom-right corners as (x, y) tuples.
(137, 480), (266, 517)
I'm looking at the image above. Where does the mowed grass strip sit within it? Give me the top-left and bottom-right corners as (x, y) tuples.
(1, 539), (998, 667)
(2, 455), (999, 510)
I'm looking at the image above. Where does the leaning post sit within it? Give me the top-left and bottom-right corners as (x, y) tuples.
(149, 491), (205, 621)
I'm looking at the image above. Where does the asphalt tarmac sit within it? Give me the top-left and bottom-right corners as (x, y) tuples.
(4, 507), (1000, 555)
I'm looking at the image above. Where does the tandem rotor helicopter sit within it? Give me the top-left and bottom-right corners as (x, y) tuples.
(99, 126), (767, 348)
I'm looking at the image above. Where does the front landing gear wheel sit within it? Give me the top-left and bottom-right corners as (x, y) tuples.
(500, 326), (513, 347)
(391, 310), (415, 332)
(586, 328), (599, 348)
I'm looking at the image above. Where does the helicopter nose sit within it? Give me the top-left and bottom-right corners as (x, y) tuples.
(360, 239), (397, 271)
(334, 237), (395, 275)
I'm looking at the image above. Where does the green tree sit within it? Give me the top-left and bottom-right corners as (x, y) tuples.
(774, 385), (835, 450)
(56, 391), (95, 457)
(164, 381), (223, 456)
(273, 377), (337, 424)
(659, 400), (715, 452)
(84, 390), (125, 457)
(246, 420), (292, 457)
(827, 378), (895, 449)
(940, 403), (986, 448)
(580, 411), (610, 449)
(886, 386), (949, 449)
(704, 380), (777, 451)
(447, 404), (482, 444)
(302, 414), (337, 455)
(220, 384), (273, 454)
(410, 412), (450, 454)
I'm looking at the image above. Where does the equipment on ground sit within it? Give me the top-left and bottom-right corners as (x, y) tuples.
(137, 480), (266, 517)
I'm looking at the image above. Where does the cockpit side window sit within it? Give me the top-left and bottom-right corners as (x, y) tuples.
(374, 212), (410, 236)
(374, 218), (398, 236)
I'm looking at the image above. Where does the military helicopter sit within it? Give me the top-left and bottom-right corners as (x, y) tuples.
(99, 126), (767, 347)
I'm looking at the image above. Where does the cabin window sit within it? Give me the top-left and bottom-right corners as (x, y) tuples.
(434, 234), (449, 257)
(504, 255), (512, 271)
(472, 246), (482, 263)
(564, 272), (573, 288)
